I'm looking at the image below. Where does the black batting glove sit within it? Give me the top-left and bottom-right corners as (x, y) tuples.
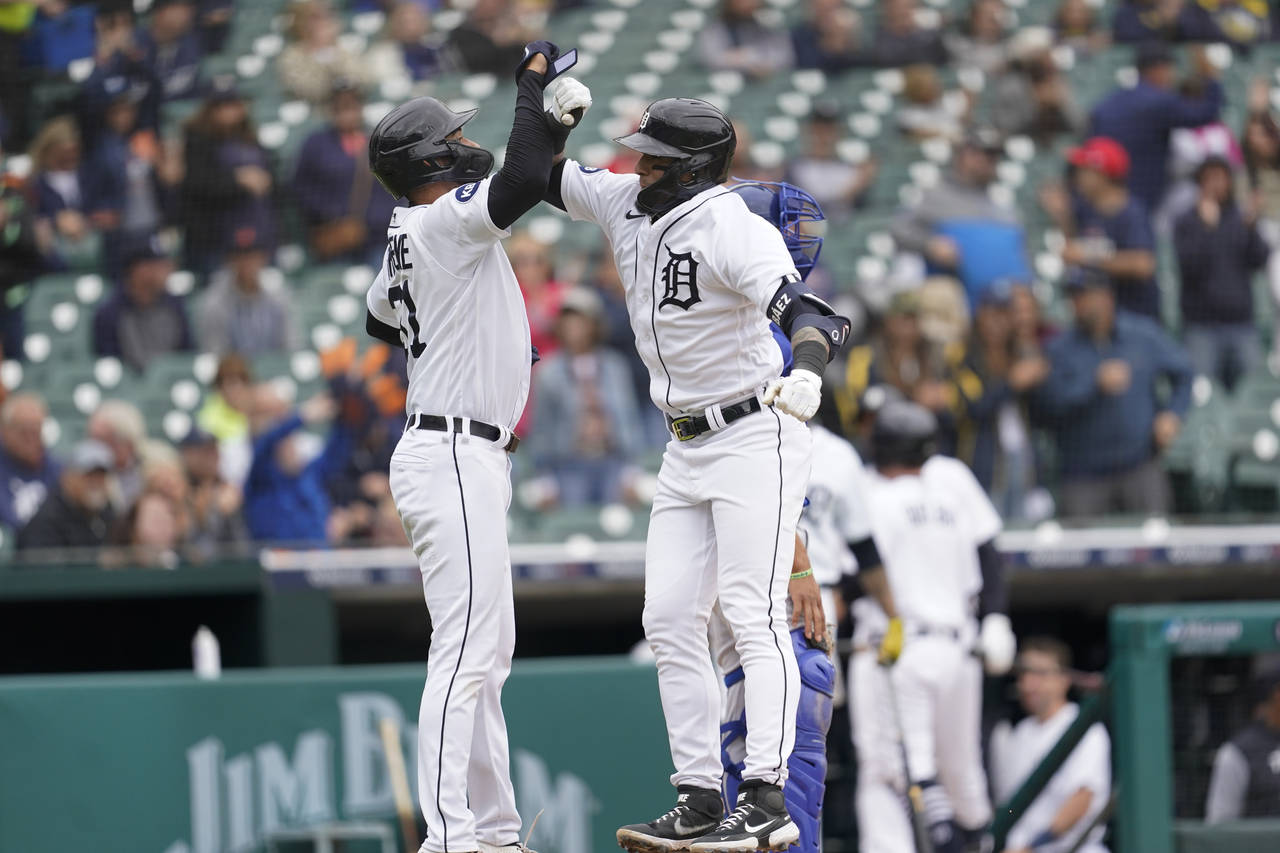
(517, 41), (578, 84)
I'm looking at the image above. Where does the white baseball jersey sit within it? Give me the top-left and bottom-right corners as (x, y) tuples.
(558, 161), (797, 414)
(798, 425), (873, 586)
(366, 178), (531, 429)
(853, 455), (1002, 642)
(991, 704), (1111, 853)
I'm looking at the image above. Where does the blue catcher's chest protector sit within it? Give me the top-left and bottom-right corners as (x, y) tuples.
(721, 627), (835, 852)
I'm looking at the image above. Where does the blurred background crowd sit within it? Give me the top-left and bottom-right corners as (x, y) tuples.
(1, 0), (1279, 564)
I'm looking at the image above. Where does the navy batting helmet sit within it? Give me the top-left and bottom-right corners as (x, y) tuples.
(871, 400), (938, 469)
(730, 181), (826, 281)
(368, 97), (494, 199)
(615, 98), (736, 217)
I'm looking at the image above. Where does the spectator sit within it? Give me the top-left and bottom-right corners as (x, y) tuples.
(1157, 87), (1244, 235)
(1053, 0), (1109, 54)
(86, 399), (148, 512)
(699, 0), (794, 76)
(990, 29), (1085, 144)
(0, 393), (58, 531)
(1031, 268), (1192, 517)
(508, 232), (567, 362)
(1206, 664), (1280, 822)
(891, 127), (1032, 307)
(958, 283), (1049, 519)
(19, 0), (95, 73)
(1040, 137), (1160, 319)
(990, 636), (1112, 853)
(365, 0), (443, 83)
(446, 0), (531, 76)
(1174, 156), (1269, 389)
(1088, 42), (1223, 216)
(16, 440), (115, 553)
(91, 235), (193, 372)
(82, 88), (175, 279)
(135, 0), (203, 102)
(112, 489), (183, 568)
(528, 288), (645, 507)
(28, 116), (97, 268)
(1242, 79), (1280, 359)
(82, 9), (162, 137)
(179, 78), (275, 277)
(243, 388), (351, 545)
(945, 0), (1011, 75)
(1112, 0), (1219, 43)
(178, 426), (249, 560)
(196, 228), (299, 355)
(276, 0), (370, 104)
(791, 0), (865, 74)
(196, 0), (233, 54)
(866, 0), (948, 67)
(0, 137), (52, 360)
(292, 82), (397, 265)
(785, 104), (877, 221)
(197, 353), (254, 485)
(896, 64), (969, 143)
(1197, 0), (1270, 49)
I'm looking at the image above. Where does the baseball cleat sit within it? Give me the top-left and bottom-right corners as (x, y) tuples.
(617, 786), (723, 852)
(479, 844), (537, 853)
(687, 782), (799, 853)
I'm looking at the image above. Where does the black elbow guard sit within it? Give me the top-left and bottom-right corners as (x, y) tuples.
(977, 539), (1008, 617)
(849, 536), (883, 573)
(767, 277), (851, 358)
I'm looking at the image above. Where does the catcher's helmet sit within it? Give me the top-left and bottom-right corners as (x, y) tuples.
(615, 98), (736, 217)
(368, 97), (494, 199)
(871, 400), (938, 469)
(730, 181), (826, 281)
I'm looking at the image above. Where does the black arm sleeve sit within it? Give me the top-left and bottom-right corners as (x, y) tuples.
(977, 539), (1008, 617)
(366, 310), (402, 348)
(486, 70), (556, 231)
(544, 158), (567, 211)
(849, 536), (883, 572)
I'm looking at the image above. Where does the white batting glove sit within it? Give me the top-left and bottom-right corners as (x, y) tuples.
(547, 76), (592, 127)
(763, 369), (822, 422)
(979, 613), (1017, 676)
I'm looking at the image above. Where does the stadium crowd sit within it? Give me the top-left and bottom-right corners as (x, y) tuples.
(0, 0), (1279, 560)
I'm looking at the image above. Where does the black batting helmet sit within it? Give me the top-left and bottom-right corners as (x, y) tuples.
(368, 97), (494, 199)
(871, 400), (938, 469)
(615, 98), (736, 217)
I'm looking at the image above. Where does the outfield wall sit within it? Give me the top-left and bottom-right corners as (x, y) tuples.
(0, 658), (671, 853)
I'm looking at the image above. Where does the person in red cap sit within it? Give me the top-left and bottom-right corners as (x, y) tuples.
(1039, 136), (1159, 319)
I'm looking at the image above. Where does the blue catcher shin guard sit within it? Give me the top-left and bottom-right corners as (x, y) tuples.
(720, 627), (835, 852)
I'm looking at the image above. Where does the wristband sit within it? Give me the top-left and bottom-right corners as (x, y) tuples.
(791, 338), (827, 378)
(790, 569), (813, 579)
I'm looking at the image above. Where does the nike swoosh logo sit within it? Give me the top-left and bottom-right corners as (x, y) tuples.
(625, 210), (645, 219)
(743, 818), (775, 834)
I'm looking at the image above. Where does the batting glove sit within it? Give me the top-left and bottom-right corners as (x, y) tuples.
(979, 612), (1017, 676)
(547, 76), (592, 128)
(878, 617), (904, 667)
(763, 368), (822, 421)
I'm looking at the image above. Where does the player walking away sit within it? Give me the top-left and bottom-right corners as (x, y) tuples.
(850, 401), (1017, 853)
(543, 100), (850, 852)
(713, 181), (887, 853)
(364, 43), (592, 853)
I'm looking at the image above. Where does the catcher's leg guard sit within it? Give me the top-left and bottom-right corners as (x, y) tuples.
(720, 628), (834, 852)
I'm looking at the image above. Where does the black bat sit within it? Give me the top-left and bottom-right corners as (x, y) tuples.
(883, 667), (935, 853)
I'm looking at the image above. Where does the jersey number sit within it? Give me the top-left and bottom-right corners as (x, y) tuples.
(387, 284), (426, 358)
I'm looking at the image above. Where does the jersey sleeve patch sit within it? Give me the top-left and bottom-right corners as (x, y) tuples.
(578, 165), (603, 174)
(455, 182), (481, 203)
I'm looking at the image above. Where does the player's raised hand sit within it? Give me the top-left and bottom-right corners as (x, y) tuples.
(763, 369), (822, 421)
(517, 41), (579, 86)
(547, 76), (592, 128)
(877, 617), (904, 667)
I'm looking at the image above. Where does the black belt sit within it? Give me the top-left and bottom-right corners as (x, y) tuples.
(408, 414), (520, 452)
(667, 397), (761, 442)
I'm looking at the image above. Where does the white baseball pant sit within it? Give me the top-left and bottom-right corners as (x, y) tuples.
(643, 407), (811, 791)
(850, 638), (991, 853)
(390, 428), (522, 853)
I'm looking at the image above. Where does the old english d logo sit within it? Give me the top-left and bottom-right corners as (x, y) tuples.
(659, 248), (701, 311)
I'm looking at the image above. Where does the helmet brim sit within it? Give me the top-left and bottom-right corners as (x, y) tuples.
(440, 107), (479, 142)
(614, 131), (688, 159)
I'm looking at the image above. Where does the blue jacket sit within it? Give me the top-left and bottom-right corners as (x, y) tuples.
(135, 28), (204, 101)
(19, 6), (95, 71)
(291, 126), (397, 251)
(1072, 193), (1159, 319)
(1033, 310), (1192, 478)
(0, 447), (60, 530)
(1089, 80), (1223, 214)
(1174, 201), (1270, 325)
(244, 413), (353, 545)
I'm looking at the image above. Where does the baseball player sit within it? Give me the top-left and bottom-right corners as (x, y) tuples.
(543, 101), (851, 852)
(714, 181), (886, 853)
(363, 43), (592, 853)
(849, 401), (1017, 853)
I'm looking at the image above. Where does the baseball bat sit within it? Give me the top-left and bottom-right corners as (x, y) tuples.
(882, 667), (936, 853)
(379, 717), (419, 853)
